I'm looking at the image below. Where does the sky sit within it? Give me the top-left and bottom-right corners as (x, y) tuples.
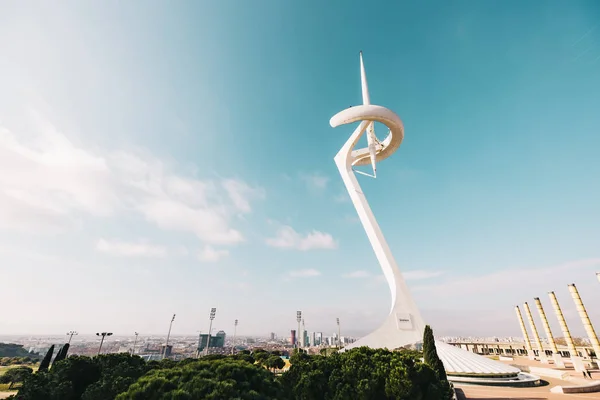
(1, 0), (600, 340)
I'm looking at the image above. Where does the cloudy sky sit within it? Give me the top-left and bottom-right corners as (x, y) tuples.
(1, 1), (600, 340)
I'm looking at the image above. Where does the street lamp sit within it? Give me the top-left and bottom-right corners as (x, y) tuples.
(162, 314), (176, 359)
(96, 332), (113, 355)
(204, 308), (216, 356)
(232, 319), (238, 355)
(336, 318), (341, 348)
(296, 311), (302, 349)
(66, 331), (78, 345)
(132, 332), (139, 355)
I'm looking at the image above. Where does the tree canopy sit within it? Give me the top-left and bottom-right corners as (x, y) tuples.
(12, 346), (452, 399)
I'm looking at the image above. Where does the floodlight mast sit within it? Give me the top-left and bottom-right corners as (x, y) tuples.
(232, 319), (238, 355)
(162, 314), (176, 359)
(66, 331), (78, 345)
(132, 332), (139, 355)
(330, 51), (425, 351)
(96, 332), (113, 355)
(204, 308), (217, 356)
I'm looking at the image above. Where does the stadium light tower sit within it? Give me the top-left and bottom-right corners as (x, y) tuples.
(132, 332), (139, 355)
(205, 308), (217, 356)
(296, 311), (302, 349)
(66, 331), (78, 345)
(96, 332), (113, 355)
(162, 314), (176, 359)
(336, 318), (341, 348)
(232, 319), (238, 355)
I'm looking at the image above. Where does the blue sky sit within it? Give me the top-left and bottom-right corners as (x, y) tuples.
(1, 1), (600, 340)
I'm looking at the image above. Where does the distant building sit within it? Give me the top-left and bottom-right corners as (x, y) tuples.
(290, 330), (296, 345)
(198, 331), (226, 352)
(270, 332), (276, 341)
(161, 344), (173, 357)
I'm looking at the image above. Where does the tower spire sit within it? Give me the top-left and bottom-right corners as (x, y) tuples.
(359, 51), (370, 105)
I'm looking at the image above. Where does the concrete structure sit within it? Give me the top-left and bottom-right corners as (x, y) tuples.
(447, 339), (599, 360)
(523, 302), (549, 363)
(534, 297), (565, 367)
(331, 51), (424, 350)
(568, 284), (600, 362)
(515, 305), (535, 360)
(548, 291), (585, 371)
(436, 342), (540, 387)
(329, 52), (534, 386)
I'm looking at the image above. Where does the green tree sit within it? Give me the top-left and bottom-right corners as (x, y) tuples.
(52, 344), (69, 368)
(422, 325), (453, 400)
(422, 325), (447, 382)
(116, 358), (283, 399)
(0, 366), (33, 389)
(38, 345), (55, 372)
(266, 355), (285, 373)
(14, 353), (149, 400)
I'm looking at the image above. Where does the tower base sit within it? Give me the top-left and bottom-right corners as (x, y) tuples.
(552, 353), (565, 368)
(570, 356), (585, 372)
(342, 312), (423, 351)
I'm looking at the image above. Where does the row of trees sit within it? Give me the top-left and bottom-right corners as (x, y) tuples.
(9, 326), (452, 399)
(0, 344), (41, 360)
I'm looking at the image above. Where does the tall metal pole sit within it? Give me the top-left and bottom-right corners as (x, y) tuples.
(204, 308), (216, 356)
(66, 331), (78, 345)
(336, 318), (341, 348)
(515, 305), (534, 360)
(232, 319), (238, 355)
(548, 291), (584, 371)
(162, 314), (176, 359)
(523, 302), (548, 363)
(296, 311), (302, 350)
(96, 332), (113, 355)
(568, 284), (600, 361)
(132, 332), (139, 355)
(534, 297), (564, 367)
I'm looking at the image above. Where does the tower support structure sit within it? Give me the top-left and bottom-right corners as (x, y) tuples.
(331, 52), (424, 350)
(515, 305), (535, 360)
(523, 302), (548, 363)
(548, 291), (584, 371)
(568, 284), (600, 366)
(534, 297), (564, 367)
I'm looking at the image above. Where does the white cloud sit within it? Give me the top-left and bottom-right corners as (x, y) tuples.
(266, 225), (338, 251)
(412, 258), (600, 297)
(0, 115), (263, 245)
(343, 270), (371, 279)
(289, 269), (321, 278)
(198, 245), (229, 262)
(95, 238), (167, 258)
(222, 179), (265, 213)
(300, 172), (329, 190)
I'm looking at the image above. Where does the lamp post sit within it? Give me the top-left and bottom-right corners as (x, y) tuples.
(232, 319), (238, 355)
(336, 318), (341, 348)
(296, 311), (302, 350)
(132, 332), (139, 355)
(205, 308), (216, 356)
(162, 314), (176, 359)
(66, 331), (78, 345)
(96, 332), (113, 355)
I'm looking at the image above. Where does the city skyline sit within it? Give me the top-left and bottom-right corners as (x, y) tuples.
(1, 1), (600, 337)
